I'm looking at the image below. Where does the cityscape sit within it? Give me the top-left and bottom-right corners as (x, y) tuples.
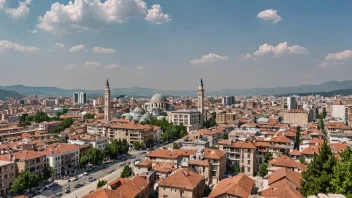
(1, 1), (352, 198)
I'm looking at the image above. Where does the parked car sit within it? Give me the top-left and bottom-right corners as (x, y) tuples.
(88, 177), (96, 182)
(74, 184), (81, 188)
(68, 177), (78, 182)
(83, 172), (89, 176)
(56, 192), (63, 197)
(65, 188), (70, 193)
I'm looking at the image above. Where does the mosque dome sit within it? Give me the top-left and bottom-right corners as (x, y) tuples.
(113, 112), (122, 119)
(125, 114), (132, 120)
(132, 107), (145, 114)
(132, 116), (141, 122)
(151, 93), (166, 103)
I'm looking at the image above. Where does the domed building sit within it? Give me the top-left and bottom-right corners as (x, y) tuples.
(144, 93), (167, 112)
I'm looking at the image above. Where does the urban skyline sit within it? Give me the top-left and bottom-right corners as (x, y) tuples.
(1, 0), (352, 90)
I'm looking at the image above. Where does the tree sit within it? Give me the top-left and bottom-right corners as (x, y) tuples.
(97, 180), (107, 189)
(41, 165), (54, 181)
(173, 142), (179, 149)
(319, 118), (326, 137)
(259, 163), (268, 177)
(140, 118), (187, 141)
(322, 107), (327, 119)
(299, 156), (307, 165)
(83, 113), (95, 120)
(222, 133), (229, 140)
(203, 184), (212, 197)
(233, 165), (240, 175)
(120, 165), (133, 178)
(133, 141), (142, 150)
(301, 141), (336, 196)
(264, 152), (273, 163)
(11, 170), (40, 194)
(80, 148), (104, 166)
(33, 112), (51, 123)
(294, 126), (301, 150)
(145, 138), (154, 149)
(330, 146), (352, 198)
(104, 139), (129, 159)
(204, 112), (217, 128)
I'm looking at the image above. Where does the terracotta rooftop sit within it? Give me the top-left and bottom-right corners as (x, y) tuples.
(204, 148), (226, 159)
(208, 173), (254, 198)
(217, 140), (256, 149)
(329, 143), (348, 154)
(146, 149), (197, 159)
(261, 180), (303, 198)
(188, 160), (210, 166)
(152, 161), (176, 173)
(301, 145), (320, 155)
(308, 138), (324, 145)
(268, 168), (302, 188)
(270, 136), (291, 144)
(290, 149), (301, 156)
(269, 156), (307, 171)
(159, 168), (203, 190)
(113, 176), (149, 198)
(135, 160), (152, 167)
(110, 120), (152, 130)
(82, 188), (119, 198)
(12, 150), (46, 160)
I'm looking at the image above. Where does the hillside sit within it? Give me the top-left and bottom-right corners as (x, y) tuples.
(277, 89), (352, 97)
(0, 89), (23, 100)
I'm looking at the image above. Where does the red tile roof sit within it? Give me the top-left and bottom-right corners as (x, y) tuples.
(159, 168), (204, 190)
(208, 174), (254, 198)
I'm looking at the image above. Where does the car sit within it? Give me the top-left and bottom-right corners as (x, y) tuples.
(130, 156), (136, 159)
(119, 163), (124, 167)
(140, 151), (147, 154)
(83, 172), (89, 176)
(88, 177), (96, 182)
(65, 188), (70, 193)
(56, 192), (63, 197)
(74, 184), (81, 188)
(44, 183), (54, 189)
(68, 177), (78, 182)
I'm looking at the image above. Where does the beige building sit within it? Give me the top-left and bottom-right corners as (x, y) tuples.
(159, 168), (205, 198)
(0, 160), (15, 196)
(109, 121), (156, 145)
(217, 140), (257, 176)
(168, 110), (203, 132)
(283, 109), (312, 126)
(38, 121), (62, 132)
(216, 112), (239, 124)
(11, 150), (47, 176)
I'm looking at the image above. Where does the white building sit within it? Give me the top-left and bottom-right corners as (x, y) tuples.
(38, 121), (62, 132)
(168, 110), (203, 132)
(287, 96), (297, 110)
(79, 92), (87, 104)
(331, 105), (348, 121)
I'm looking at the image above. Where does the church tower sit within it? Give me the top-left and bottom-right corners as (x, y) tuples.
(104, 79), (111, 121)
(198, 78), (204, 115)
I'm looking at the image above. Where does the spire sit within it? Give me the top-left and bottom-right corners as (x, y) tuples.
(200, 78), (203, 86)
(106, 79), (109, 88)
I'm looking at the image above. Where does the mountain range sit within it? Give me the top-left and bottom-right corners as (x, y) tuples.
(1, 80), (352, 98)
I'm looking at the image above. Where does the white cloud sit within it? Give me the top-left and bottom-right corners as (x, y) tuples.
(31, 29), (37, 33)
(319, 50), (352, 67)
(0, 40), (40, 53)
(55, 43), (65, 48)
(69, 45), (87, 52)
(0, 0), (6, 10)
(190, 53), (229, 65)
(253, 42), (308, 56)
(145, 4), (171, 24)
(66, 64), (77, 69)
(106, 64), (120, 68)
(136, 66), (144, 69)
(84, 61), (101, 68)
(37, 0), (163, 34)
(257, 9), (282, 23)
(239, 53), (256, 60)
(5, 0), (31, 20)
(93, 47), (116, 54)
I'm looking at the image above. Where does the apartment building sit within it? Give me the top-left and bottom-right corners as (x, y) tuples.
(208, 174), (255, 198)
(68, 136), (108, 151)
(11, 150), (47, 176)
(217, 140), (256, 176)
(216, 112), (239, 124)
(0, 160), (15, 196)
(159, 169), (205, 198)
(44, 144), (80, 177)
(86, 122), (110, 136)
(38, 121), (62, 132)
(109, 121), (156, 145)
(194, 129), (225, 147)
(168, 110), (203, 132)
(283, 109), (313, 126)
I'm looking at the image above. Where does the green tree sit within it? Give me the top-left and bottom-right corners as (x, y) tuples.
(33, 112), (51, 123)
(104, 139), (129, 159)
(83, 113), (95, 120)
(301, 141), (336, 196)
(264, 152), (273, 163)
(259, 162), (268, 177)
(97, 180), (107, 189)
(203, 184), (212, 197)
(222, 133), (229, 140)
(120, 165), (133, 178)
(173, 142), (179, 149)
(140, 118), (187, 141)
(11, 170), (40, 194)
(322, 107), (327, 119)
(204, 112), (217, 128)
(133, 141), (142, 150)
(294, 126), (301, 150)
(330, 146), (352, 198)
(233, 165), (240, 175)
(299, 156), (307, 165)
(145, 138), (154, 149)
(80, 148), (104, 166)
(41, 165), (54, 181)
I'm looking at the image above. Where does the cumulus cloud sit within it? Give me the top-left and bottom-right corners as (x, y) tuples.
(190, 53), (229, 65)
(37, 0), (169, 34)
(253, 42), (308, 56)
(106, 64), (120, 68)
(136, 66), (144, 69)
(145, 4), (171, 24)
(239, 53), (256, 61)
(55, 43), (65, 48)
(0, 40), (40, 53)
(0, 0), (6, 9)
(257, 9), (281, 23)
(84, 61), (101, 68)
(5, 0), (31, 20)
(69, 45), (87, 52)
(66, 64), (78, 69)
(93, 47), (116, 54)
(319, 50), (352, 67)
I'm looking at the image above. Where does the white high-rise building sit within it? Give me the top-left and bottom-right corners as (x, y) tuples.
(287, 96), (297, 110)
(79, 92), (87, 104)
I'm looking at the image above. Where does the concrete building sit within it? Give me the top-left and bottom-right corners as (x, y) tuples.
(168, 110), (203, 132)
(216, 112), (239, 124)
(283, 109), (313, 126)
(79, 92), (87, 104)
(10, 150), (47, 176)
(287, 96), (297, 110)
(109, 121), (156, 144)
(38, 121), (62, 132)
(331, 104), (348, 121)
(222, 96), (235, 106)
(73, 92), (79, 104)
(0, 160), (15, 196)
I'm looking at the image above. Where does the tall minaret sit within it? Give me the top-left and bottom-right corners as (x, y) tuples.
(104, 79), (111, 121)
(198, 78), (204, 115)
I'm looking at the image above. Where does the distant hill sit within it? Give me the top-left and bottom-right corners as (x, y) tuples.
(277, 89), (352, 97)
(0, 89), (22, 100)
(1, 80), (352, 97)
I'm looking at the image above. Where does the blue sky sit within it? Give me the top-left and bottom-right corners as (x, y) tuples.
(1, 0), (352, 91)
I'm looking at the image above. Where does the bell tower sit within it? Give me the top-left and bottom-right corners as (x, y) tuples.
(198, 78), (204, 115)
(104, 79), (111, 121)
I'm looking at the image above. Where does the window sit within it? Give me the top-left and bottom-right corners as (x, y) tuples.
(247, 167), (251, 172)
(247, 154), (250, 158)
(163, 196), (168, 198)
(247, 160), (250, 165)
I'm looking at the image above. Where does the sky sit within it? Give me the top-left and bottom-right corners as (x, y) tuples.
(1, 0), (352, 91)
